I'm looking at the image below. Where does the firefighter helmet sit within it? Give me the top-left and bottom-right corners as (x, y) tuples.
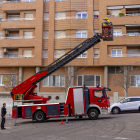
(104, 17), (108, 20)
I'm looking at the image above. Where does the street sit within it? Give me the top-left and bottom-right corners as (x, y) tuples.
(1, 113), (140, 140)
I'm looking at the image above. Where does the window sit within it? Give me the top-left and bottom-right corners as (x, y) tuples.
(23, 50), (32, 58)
(76, 30), (87, 38)
(8, 15), (20, 21)
(122, 98), (130, 103)
(0, 32), (2, 39)
(93, 49), (99, 58)
(93, 29), (99, 36)
(94, 90), (104, 98)
(55, 12), (66, 20)
(77, 51), (87, 58)
(44, 0), (49, 2)
(55, 31), (66, 39)
(55, 0), (66, 2)
(131, 75), (140, 87)
(77, 75), (101, 87)
(108, 67), (123, 74)
(127, 31), (139, 36)
(130, 98), (140, 102)
(25, 0), (34, 2)
(42, 50), (48, 58)
(93, 11), (99, 19)
(111, 9), (121, 16)
(113, 28), (122, 36)
(0, 15), (3, 23)
(43, 31), (48, 39)
(0, 0), (2, 5)
(0, 50), (1, 58)
(23, 31), (33, 39)
(7, 51), (18, 58)
(24, 13), (33, 20)
(76, 11), (87, 19)
(0, 75), (17, 87)
(43, 75), (65, 87)
(44, 13), (49, 20)
(54, 50), (65, 58)
(112, 49), (122, 57)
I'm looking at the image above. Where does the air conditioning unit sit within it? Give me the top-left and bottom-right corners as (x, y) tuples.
(5, 30), (9, 35)
(4, 48), (8, 53)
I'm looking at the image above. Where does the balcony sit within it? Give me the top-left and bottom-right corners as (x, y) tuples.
(3, 0), (36, 4)
(2, 0), (36, 11)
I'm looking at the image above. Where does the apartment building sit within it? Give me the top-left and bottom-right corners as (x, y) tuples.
(0, 0), (140, 112)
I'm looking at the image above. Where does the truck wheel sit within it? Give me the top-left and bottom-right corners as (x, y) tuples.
(88, 109), (99, 120)
(35, 111), (45, 122)
(112, 107), (120, 114)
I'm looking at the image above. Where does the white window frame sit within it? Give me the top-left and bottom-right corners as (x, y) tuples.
(76, 11), (87, 19)
(76, 30), (87, 38)
(113, 28), (122, 37)
(112, 49), (122, 57)
(131, 75), (140, 87)
(77, 75), (101, 87)
(77, 51), (87, 58)
(43, 75), (65, 87)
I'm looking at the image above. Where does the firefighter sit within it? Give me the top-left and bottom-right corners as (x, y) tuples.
(1, 103), (7, 130)
(103, 17), (110, 26)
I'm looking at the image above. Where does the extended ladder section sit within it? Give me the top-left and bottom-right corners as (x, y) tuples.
(33, 35), (101, 84)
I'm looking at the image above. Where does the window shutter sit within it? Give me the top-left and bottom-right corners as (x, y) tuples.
(44, 13), (49, 20)
(8, 33), (19, 37)
(93, 49), (99, 58)
(0, 51), (1, 58)
(113, 28), (122, 32)
(111, 10), (121, 16)
(0, 32), (2, 39)
(43, 50), (48, 58)
(127, 49), (140, 55)
(54, 50), (65, 58)
(55, 31), (66, 39)
(23, 31), (33, 39)
(23, 50), (32, 57)
(55, 12), (66, 20)
(93, 11), (99, 15)
(24, 13), (33, 20)
(43, 31), (48, 39)
(94, 30), (99, 33)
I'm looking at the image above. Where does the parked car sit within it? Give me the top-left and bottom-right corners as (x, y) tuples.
(108, 97), (140, 114)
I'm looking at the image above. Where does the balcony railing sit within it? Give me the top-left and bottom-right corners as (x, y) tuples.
(3, 0), (36, 3)
(107, 13), (140, 17)
(0, 55), (34, 58)
(107, 54), (140, 57)
(0, 36), (35, 39)
(113, 34), (140, 37)
(2, 18), (35, 21)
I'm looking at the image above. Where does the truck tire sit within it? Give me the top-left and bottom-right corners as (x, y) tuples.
(35, 111), (45, 122)
(112, 107), (120, 114)
(88, 109), (99, 120)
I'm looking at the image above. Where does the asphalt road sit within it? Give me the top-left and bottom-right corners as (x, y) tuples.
(1, 113), (140, 140)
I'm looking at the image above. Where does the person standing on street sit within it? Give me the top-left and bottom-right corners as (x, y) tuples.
(1, 103), (7, 130)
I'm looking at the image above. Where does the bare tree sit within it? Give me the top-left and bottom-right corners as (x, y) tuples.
(2, 68), (19, 91)
(112, 66), (140, 97)
(58, 66), (86, 93)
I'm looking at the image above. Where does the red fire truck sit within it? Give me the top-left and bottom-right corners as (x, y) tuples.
(11, 22), (113, 122)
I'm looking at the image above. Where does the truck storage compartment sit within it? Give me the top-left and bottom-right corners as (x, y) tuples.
(18, 106), (22, 118)
(46, 105), (59, 117)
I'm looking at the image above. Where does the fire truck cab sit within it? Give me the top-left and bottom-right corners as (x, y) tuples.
(12, 85), (111, 122)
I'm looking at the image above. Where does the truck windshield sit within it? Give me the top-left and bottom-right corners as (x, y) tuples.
(94, 90), (105, 98)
